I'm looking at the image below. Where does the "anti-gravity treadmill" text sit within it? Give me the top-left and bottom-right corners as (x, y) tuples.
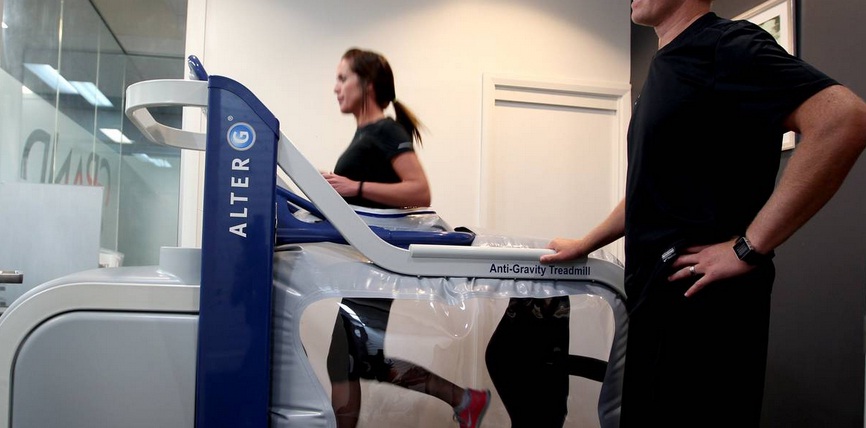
(488, 263), (590, 277)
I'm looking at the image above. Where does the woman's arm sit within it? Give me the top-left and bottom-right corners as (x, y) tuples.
(324, 152), (431, 208)
(362, 152), (431, 207)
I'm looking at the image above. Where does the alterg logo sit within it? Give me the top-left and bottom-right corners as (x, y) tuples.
(227, 122), (256, 151)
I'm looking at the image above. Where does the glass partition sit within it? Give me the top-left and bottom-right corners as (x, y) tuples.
(0, 0), (186, 277)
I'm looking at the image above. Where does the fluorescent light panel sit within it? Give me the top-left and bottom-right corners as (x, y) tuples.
(70, 81), (113, 107)
(23, 64), (113, 107)
(100, 128), (133, 144)
(23, 63), (77, 94)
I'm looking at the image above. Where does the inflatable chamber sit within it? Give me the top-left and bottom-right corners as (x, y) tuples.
(0, 57), (627, 428)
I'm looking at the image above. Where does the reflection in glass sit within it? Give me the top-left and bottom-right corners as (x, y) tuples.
(0, 0), (186, 271)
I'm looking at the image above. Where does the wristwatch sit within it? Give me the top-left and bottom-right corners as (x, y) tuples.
(733, 236), (775, 265)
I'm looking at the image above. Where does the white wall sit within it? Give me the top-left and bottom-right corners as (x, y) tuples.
(183, 0), (631, 244)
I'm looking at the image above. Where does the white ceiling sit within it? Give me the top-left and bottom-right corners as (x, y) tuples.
(5, 0), (190, 97)
(90, 0), (187, 58)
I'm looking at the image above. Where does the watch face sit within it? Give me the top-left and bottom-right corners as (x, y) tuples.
(734, 236), (772, 265)
(734, 237), (752, 260)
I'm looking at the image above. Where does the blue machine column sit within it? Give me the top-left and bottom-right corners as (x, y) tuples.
(196, 76), (280, 428)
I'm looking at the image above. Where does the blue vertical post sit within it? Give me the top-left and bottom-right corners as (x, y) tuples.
(195, 76), (279, 428)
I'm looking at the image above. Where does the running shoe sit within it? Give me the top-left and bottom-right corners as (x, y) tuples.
(453, 388), (491, 428)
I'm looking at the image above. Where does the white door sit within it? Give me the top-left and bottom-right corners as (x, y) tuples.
(480, 76), (629, 260)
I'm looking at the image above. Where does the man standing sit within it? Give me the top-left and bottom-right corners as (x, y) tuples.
(541, 0), (866, 426)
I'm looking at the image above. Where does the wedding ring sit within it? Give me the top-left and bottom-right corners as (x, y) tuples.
(689, 265), (696, 276)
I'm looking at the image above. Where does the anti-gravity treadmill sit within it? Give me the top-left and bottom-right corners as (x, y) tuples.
(0, 57), (627, 428)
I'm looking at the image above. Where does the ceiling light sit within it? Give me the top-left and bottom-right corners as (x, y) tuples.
(71, 81), (113, 107)
(100, 128), (133, 144)
(23, 63), (77, 94)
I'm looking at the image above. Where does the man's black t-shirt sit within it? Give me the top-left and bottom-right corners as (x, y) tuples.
(624, 13), (836, 289)
(334, 118), (415, 208)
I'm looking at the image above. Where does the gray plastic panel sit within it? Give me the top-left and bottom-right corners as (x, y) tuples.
(11, 312), (196, 428)
(0, 182), (102, 307)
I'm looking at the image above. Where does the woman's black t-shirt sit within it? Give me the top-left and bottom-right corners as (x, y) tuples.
(334, 118), (415, 208)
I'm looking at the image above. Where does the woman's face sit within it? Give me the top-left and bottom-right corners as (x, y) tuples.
(334, 58), (365, 115)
